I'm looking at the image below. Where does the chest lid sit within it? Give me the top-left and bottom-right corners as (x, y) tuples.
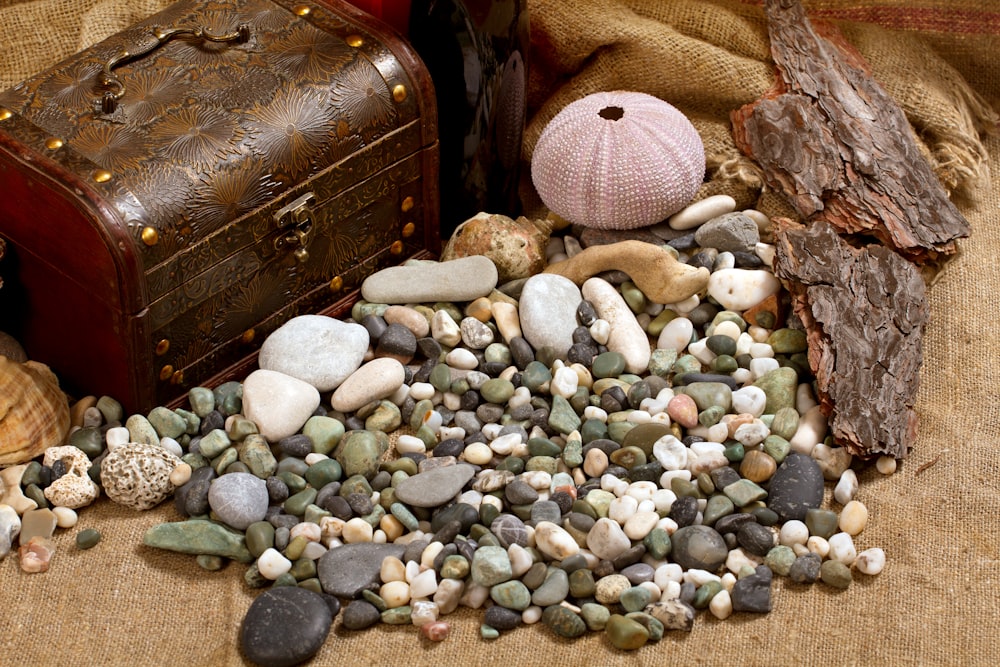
(0, 0), (435, 285)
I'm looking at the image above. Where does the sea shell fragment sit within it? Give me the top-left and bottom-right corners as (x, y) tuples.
(0, 356), (71, 466)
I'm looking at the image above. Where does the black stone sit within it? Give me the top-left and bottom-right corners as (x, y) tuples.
(361, 314), (387, 341)
(610, 544), (646, 570)
(484, 604), (522, 631)
(737, 522), (776, 557)
(709, 465), (742, 490)
(199, 410), (225, 436)
(240, 586), (332, 667)
(265, 477), (290, 504)
(767, 453), (825, 522)
(550, 491), (575, 515)
(269, 513), (300, 531)
(476, 403), (505, 424)
(375, 323), (417, 361)
(317, 543), (406, 598)
(731, 565), (773, 613)
(431, 503), (480, 534)
(600, 385), (629, 412)
(567, 342), (598, 365)
(628, 461), (663, 483)
(432, 543), (459, 571)
(732, 250), (764, 268)
(412, 358), (437, 383)
(788, 552), (823, 584)
(509, 336), (535, 370)
(433, 438), (465, 458)
(672, 373), (740, 390)
(505, 479), (539, 505)
(369, 471), (391, 492)
(403, 539), (430, 566)
(713, 513), (757, 536)
(667, 232), (698, 250)
(340, 599), (381, 630)
(174, 465), (216, 517)
(321, 495), (353, 520)
(482, 361), (508, 377)
(431, 519), (464, 545)
(278, 434), (313, 458)
(345, 492), (373, 516)
(668, 495), (699, 528)
(620, 562), (655, 585)
(688, 249), (718, 271)
(576, 300), (598, 326)
(416, 337), (443, 361)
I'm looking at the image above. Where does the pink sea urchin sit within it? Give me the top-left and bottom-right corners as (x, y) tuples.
(531, 91), (705, 230)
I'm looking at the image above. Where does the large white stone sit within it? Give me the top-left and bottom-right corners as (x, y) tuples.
(707, 268), (782, 311)
(242, 369), (321, 442)
(258, 315), (369, 392)
(518, 273), (582, 357)
(582, 277), (650, 373)
(586, 517), (632, 561)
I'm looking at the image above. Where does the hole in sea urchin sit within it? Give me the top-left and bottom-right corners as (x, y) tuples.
(598, 105), (625, 121)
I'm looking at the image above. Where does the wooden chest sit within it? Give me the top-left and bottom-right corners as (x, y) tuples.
(0, 0), (440, 414)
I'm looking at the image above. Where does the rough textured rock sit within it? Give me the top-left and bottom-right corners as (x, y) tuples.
(100, 442), (183, 511)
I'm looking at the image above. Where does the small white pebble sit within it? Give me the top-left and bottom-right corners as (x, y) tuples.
(381, 556), (406, 583)
(747, 325), (770, 343)
(583, 405), (609, 422)
(550, 366), (579, 399)
(522, 605), (543, 624)
(827, 532), (857, 566)
(342, 517), (374, 543)
(684, 568), (721, 587)
(876, 455), (898, 475)
(396, 434), (427, 455)
(779, 520), (809, 546)
(256, 548), (291, 580)
(855, 548), (886, 575)
(158, 437), (183, 458)
(834, 469), (859, 504)
(304, 452), (329, 465)
(720, 572), (737, 592)
(660, 581), (682, 601)
(463, 442), (493, 465)
(410, 568), (439, 599)
(445, 347), (479, 370)
(105, 426), (131, 450)
(52, 506), (78, 529)
(754, 242), (776, 267)
(302, 541), (327, 560)
(709, 588), (733, 620)
(687, 338), (716, 365)
(749, 357), (780, 380)
(748, 342), (774, 359)
(290, 522), (321, 543)
(380, 580), (411, 608)
(589, 319), (611, 345)
(806, 536), (830, 558)
(409, 382), (436, 401)
(671, 293), (700, 314)
(489, 432), (521, 456)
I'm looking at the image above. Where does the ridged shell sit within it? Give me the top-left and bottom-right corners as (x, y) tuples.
(531, 91), (705, 230)
(0, 356), (70, 466)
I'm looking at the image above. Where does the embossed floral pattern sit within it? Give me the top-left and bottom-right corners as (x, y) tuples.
(72, 124), (148, 171)
(329, 63), (397, 131)
(150, 106), (244, 169)
(244, 86), (334, 177)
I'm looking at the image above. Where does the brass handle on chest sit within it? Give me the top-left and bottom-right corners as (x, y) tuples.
(99, 22), (251, 113)
(274, 192), (316, 263)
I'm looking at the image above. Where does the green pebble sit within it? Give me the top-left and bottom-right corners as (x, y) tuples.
(479, 503), (501, 527)
(606, 420), (634, 444)
(471, 546), (513, 587)
(525, 456), (558, 475)
(820, 559), (853, 589)
(303, 505), (330, 525)
(585, 489), (616, 518)
(609, 445), (646, 469)
(521, 361), (553, 393)
(620, 281), (647, 315)
(213, 381), (243, 415)
(95, 395), (124, 424)
(698, 405), (727, 428)
(579, 418), (608, 444)
(703, 494), (735, 526)
(304, 458), (342, 488)
(199, 429), (232, 459)
(722, 479), (768, 507)
(768, 328), (808, 354)
(769, 407), (800, 441)
(239, 434), (277, 479)
(174, 408), (200, 436)
(227, 416), (259, 441)
(20, 461), (45, 487)
(441, 555), (470, 580)
(606, 614), (650, 650)
(762, 435), (791, 464)
(542, 605), (587, 638)
(297, 578), (323, 595)
(620, 586), (653, 613)
(351, 300), (387, 322)
(68, 427), (104, 458)
(187, 387), (216, 418)
(244, 563), (270, 589)
(362, 589), (388, 612)
(382, 458), (417, 476)
(570, 387), (592, 415)
(429, 363), (453, 393)
(625, 612), (663, 642)
(647, 348), (677, 378)
(361, 505), (385, 529)
(365, 400), (401, 433)
(647, 309), (678, 337)
(143, 519), (252, 563)
(480, 624), (500, 640)
(245, 521), (275, 558)
(805, 508), (840, 539)
(23, 484), (47, 509)
(480, 378), (515, 404)
(484, 342), (512, 366)
(592, 351), (627, 379)
(182, 452), (208, 470)
(302, 416), (344, 456)
(491, 580), (531, 610)
(561, 439), (583, 468)
(284, 488), (318, 516)
(278, 471), (307, 494)
(211, 447), (239, 476)
(697, 472), (715, 495)
(548, 395), (582, 435)
(125, 414), (160, 447)
(381, 606), (412, 625)
(711, 354), (739, 374)
(672, 354), (702, 376)
(571, 499), (597, 520)
(723, 441), (745, 462)
(496, 456), (524, 475)
(271, 573), (296, 588)
(764, 545), (796, 576)
(643, 528), (672, 560)
(751, 506), (779, 527)
(390, 502), (420, 532)
(289, 557), (316, 581)
(568, 568), (596, 599)
(196, 554), (225, 571)
(580, 602), (611, 632)
(753, 367), (798, 414)
(693, 580), (723, 609)
(527, 437), (562, 458)
(75, 528), (102, 550)
(335, 430), (383, 479)
(709, 311), (747, 332)
(285, 536), (308, 561)
(706, 335), (737, 356)
(670, 478), (702, 499)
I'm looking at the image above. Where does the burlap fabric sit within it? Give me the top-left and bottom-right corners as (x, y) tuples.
(1, 1), (998, 665)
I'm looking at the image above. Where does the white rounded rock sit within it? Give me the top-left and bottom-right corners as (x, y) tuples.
(667, 194), (736, 230)
(258, 315), (369, 392)
(855, 548), (886, 575)
(586, 517), (632, 561)
(827, 532), (857, 566)
(582, 277), (650, 374)
(707, 268), (782, 311)
(709, 588), (733, 620)
(731, 386), (767, 418)
(834, 469), (859, 505)
(519, 273), (582, 357)
(330, 358), (406, 413)
(243, 369), (321, 442)
(779, 520), (809, 547)
(257, 548), (292, 580)
(533, 521), (580, 560)
(657, 317), (694, 353)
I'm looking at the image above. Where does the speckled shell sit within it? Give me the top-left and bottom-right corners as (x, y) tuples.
(531, 91), (705, 230)
(0, 356), (70, 466)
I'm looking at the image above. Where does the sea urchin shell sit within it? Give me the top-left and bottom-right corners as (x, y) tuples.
(531, 91), (705, 230)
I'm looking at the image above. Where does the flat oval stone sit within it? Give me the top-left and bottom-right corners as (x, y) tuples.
(142, 519), (252, 563)
(767, 453), (824, 522)
(518, 273), (582, 357)
(317, 542), (406, 598)
(240, 586), (332, 667)
(667, 194), (737, 231)
(208, 472), (269, 530)
(542, 604), (587, 638)
(242, 370), (320, 443)
(582, 277), (650, 374)
(361, 255), (498, 304)
(259, 315), (369, 392)
(330, 358), (406, 413)
(393, 464), (476, 508)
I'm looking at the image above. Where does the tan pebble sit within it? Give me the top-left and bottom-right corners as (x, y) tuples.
(383, 305), (431, 338)
(583, 447), (609, 478)
(464, 297), (494, 323)
(381, 555), (406, 583)
(838, 500), (868, 536)
(19, 536), (55, 573)
(490, 301), (522, 343)
(876, 455), (897, 475)
(1, 465), (38, 515)
(806, 536), (829, 558)
(342, 517), (374, 543)
(724, 413), (756, 439)
(69, 396), (99, 430)
(380, 515), (405, 542)
(812, 443), (853, 481)
(380, 580), (411, 608)
(740, 449), (777, 483)
(169, 462), (192, 487)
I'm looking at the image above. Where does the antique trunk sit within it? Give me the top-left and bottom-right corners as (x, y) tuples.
(0, 0), (440, 414)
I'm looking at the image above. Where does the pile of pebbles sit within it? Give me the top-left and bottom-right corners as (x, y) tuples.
(2, 195), (889, 665)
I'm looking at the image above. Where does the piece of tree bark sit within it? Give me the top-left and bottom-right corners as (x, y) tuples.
(772, 218), (928, 459)
(731, 0), (970, 264)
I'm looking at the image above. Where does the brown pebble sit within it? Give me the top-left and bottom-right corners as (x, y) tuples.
(740, 450), (778, 483)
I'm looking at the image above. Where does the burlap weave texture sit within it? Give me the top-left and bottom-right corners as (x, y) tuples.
(1, 1), (997, 665)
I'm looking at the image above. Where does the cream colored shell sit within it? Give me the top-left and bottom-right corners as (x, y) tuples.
(0, 356), (70, 466)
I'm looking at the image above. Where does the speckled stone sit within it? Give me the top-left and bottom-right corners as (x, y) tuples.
(767, 453), (824, 522)
(542, 604), (587, 638)
(644, 599), (696, 632)
(240, 586), (333, 667)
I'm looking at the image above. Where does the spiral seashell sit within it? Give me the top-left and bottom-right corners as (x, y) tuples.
(0, 356), (70, 466)
(531, 90), (705, 230)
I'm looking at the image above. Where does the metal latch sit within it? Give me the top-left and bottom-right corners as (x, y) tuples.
(274, 192), (315, 263)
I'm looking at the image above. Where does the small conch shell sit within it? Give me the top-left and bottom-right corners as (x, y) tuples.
(0, 356), (71, 466)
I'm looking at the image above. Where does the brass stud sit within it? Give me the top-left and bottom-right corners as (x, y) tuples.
(141, 226), (159, 246)
(346, 34), (363, 47)
(240, 329), (255, 344)
(155, 339), (170, 355)
(0, 108), (11, 121)
(392, 84), (407, 103)
(170, 369), (184, 385)
(45, 137), (64, 150)
(401, 196), (415, 212)
(93, 169), (112, 183)
(293, 4), (311, 15)
(401, 222), (415, 238)
(329, 276), (343, 293)
(159, 364), (174, 381)
(390, 240), (404, 255)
